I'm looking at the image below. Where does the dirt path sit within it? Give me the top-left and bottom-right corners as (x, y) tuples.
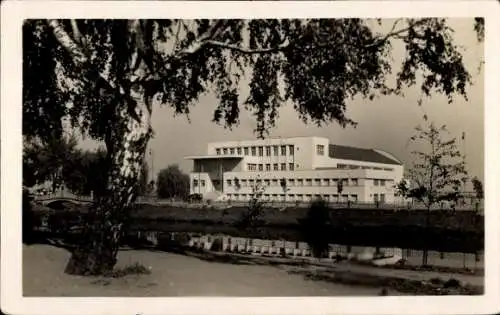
(23, 244), (385, 297)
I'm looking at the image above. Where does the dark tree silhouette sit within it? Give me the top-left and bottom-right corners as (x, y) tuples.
(156, 164), (190, 199)
(23, 18), (482, 275)
(301, 199), (332, 259)
(23, 132), (78, 191)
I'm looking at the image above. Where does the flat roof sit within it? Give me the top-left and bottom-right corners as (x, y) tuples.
(184, 155), (244, 160)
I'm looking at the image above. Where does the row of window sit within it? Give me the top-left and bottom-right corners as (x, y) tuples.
(216, 144), (295, 157)
(247, 163), (295, 172)
(337, 164), (394, 172)
(225, 193), (360, 202)
(193, 178), (390, 188)
(226, 178), (389, 187)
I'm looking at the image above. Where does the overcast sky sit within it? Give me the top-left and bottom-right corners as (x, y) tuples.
(79, 18), (484, 183)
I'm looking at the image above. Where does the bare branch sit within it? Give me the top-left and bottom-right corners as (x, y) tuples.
(365, 19), (427, 48)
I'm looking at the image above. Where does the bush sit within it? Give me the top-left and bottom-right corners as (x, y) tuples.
(107, 262), (151, 278)
(443, 278), (461, 288)
(301, 199), (332, 258)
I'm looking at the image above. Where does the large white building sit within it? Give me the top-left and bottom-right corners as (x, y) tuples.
(185, 137), (404, 203)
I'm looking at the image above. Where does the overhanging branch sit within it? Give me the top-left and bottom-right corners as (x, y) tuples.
(46, 19), (119, 92)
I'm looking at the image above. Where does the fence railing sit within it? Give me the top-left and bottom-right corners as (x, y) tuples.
(33, 192), (484, 213)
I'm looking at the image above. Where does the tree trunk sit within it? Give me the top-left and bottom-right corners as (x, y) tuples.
(65, 92), (151, 276)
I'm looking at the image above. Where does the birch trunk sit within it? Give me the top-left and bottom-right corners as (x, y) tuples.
(65, 91), (151, 275)
(45, 19), (153, 275)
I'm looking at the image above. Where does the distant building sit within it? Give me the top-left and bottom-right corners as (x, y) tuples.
(185, 136), (404, 203)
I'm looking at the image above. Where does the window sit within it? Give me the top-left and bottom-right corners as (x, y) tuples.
(380, 194), (386, 203)
(305, 179), (312, 186)
(281, 145), (286, 156)
(237, 147), (242, 155)
(297, 179), (304, 186)
(332, 194), (339, 202)
(374, 194), (379, 202)
(256, 179), (262, 185)
(280, 163), (286, 171)
(342, 194), (349, 202)
(316, 144), (325, 155)
(373, 167), (382, 170)
(265, 146), (271, 156)
(351, 178), (358, 186)
(264, 179), (270, 186)
(289, 163), (294, 171)
(223, 148), (228, 155)
(258, 164), (263, 171)
(193, 179), (199, 187)
(315, 194), (321, 200)
(216, 148), (221, 155)
(266, 164), (271, 171)
(201, 180), (206, 187)
(380, 179), (386, 186)
(288, 194), (295, 200)
(227, 179), (232, 186)
(342, 179), (348, 186)
(230, 147), (235, 155)
(323, 195), (330, 201)
(314, 179), (321, 186)
(383, 167), (394, 171)
(244, 147), (249, 155)
(258, 146), (264, 156)
(374, 179), (379, 186)
(288, 179), (295, 186)
(289, 145), (294, 155)
(362, 166), (371, 170)
(249, 179), (255, 185)
(297, 194), (304, 201)
(323, 179), (330, 186)
(273, 163), (279, 171)
(272, 179), (278, 186)
(351, 194), (358, 202)
(247, 164), (257, 171)
(241, 179), (247, 186)
(273, 146), (279, 156)
(332, 179), (338, 185)
(251, 147), (256, 156)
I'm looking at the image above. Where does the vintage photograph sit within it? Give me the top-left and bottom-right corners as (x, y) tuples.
(2, 1), (499, 314)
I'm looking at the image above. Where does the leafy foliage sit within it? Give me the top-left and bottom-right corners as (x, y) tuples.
(156, 164), (190, 199)
(238, 181), (267, 233)
(301, 199), (332, 258)
(471, 177), (484, 200)
(23, 132), (78, 190)
(407, 120), (468, 208)
(23, 18), (478, 140)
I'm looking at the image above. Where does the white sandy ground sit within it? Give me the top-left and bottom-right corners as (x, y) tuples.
(22, 245), (482, 297)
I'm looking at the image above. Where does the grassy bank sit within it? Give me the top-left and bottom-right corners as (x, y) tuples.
(31, 201), (484, 253)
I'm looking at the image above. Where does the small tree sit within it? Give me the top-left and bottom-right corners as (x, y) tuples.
(238, 180), (267, 248)
(407, 119), (468, 265)
(301, 199), (332, 259)
(471, 176), (483, 212)
(156, 165), (190, 200)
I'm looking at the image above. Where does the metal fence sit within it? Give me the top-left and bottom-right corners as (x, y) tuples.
(34, 192), (484, 213)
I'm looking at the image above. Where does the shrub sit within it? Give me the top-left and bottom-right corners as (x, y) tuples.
(107, 262), (151, 278)
(443, 278), (461, 288)
(301, 199), (332, 258)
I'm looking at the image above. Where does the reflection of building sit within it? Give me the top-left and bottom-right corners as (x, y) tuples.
(185, 137), (404, 203)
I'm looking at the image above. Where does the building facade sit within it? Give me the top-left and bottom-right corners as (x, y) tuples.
(185, 137), (404, 203)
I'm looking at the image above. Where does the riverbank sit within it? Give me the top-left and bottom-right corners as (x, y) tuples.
(23, 244), (482, 296)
